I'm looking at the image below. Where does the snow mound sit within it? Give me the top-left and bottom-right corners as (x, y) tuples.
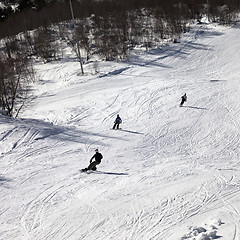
(181, 219), (222, 239)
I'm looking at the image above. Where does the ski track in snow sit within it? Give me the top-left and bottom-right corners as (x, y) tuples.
(1, 21), (240, 240)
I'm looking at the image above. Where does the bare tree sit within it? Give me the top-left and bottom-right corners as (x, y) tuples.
(76, 20), (92, 61)
(33, 26), (60, 63)
(0, 39), (35, 117)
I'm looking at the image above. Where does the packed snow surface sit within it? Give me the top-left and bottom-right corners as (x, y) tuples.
(1, 21), (240, 240)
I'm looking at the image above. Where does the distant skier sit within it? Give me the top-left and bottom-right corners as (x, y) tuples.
(82, 149), (103, 172)
(113, 114), (122, 130)
(180, 93), (187, 107)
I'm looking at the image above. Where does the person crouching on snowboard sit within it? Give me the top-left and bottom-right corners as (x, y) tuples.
(82, 149), (103, 171)
(180, 93), (187, 107)
(113, 114), (122, 129)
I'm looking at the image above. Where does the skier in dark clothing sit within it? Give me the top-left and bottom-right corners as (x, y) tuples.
(82, 149), (103, 171)
(113, 114), (122, 130)
(180, 93), (187, 107)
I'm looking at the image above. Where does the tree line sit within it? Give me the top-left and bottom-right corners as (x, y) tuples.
(0, 0), (239, 116)
(1, 0), (239, 38)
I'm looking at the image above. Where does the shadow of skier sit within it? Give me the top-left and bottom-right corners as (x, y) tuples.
(118, 129), (144, 135)
(94, 171), (129, 176)
(182, 105), (208, 110)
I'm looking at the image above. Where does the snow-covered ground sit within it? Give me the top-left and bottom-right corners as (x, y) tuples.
(1, 21), (240, 240)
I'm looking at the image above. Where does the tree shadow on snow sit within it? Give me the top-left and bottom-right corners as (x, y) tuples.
(0, 175), (12, 187)
(99, 67), (131, 78)
(130, 40), (210, 68)
(182, 105), (208, 110)
(19, 118), (127, 146)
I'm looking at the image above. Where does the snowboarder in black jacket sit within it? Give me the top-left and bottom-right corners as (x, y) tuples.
(113, 114), (122, 129)
(82, 149), (103, 171)
(180, 93), (187, 107)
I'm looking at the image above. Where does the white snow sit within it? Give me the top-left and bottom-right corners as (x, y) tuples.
(1, 21), (240, 240)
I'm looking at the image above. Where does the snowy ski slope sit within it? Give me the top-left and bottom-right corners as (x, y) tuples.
(1, 21), (240, 240)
